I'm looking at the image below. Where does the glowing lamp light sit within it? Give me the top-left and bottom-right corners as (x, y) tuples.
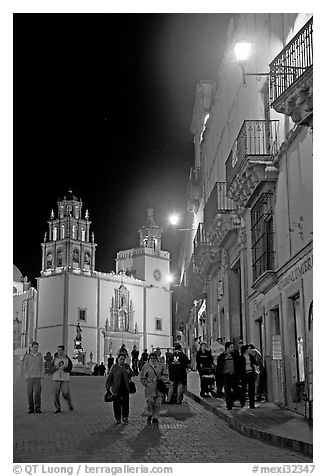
(234, 42), (252, 63)
(166, 274), (174, 284)
(169, 214), (179, 226)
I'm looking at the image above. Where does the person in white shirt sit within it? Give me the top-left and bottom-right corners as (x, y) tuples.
(52, 345), (74, 413)
(21, 341), (44, 414)
(211, 338), (225, 395)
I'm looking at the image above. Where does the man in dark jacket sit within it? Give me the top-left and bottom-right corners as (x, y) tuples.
(166, 343), (190, 404)
(216, 341), (240, 410)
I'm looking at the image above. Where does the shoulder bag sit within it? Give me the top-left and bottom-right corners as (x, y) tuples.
(129, 380), (136, 394)
(152, 367), (168, 394)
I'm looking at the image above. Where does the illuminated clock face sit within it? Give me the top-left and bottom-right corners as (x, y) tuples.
(153, 269), (162, 281)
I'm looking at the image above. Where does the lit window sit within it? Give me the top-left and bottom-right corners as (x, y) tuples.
(79, 308), (86, 321)
(155, 318), (162, 331)
(81, 228), (86, 241)
(61, 225), (65, 239)
(53, 227), (57, 241)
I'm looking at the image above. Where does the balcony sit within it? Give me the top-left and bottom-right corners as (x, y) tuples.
(269, 17), (313, 126)
(193, 223), (211, 273)
(226, 120), (279, 209)
(204, 182), (240, 255)
(187, 167), (202, 213)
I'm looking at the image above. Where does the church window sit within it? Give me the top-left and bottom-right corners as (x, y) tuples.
(72, 225), (76, 239)
(56, 249), (63, 267)
(53, 227), (57, 241)
(73, 249), (79, 263)
(155, 318), (162, 331)
(84, 252), (91, 265)
(81, 228), (86, 241)
(67, 205), (72, 216)
(75, 206), (79, 218)
(46, 252), (53, 268)
(61, 225), (65, 239)
(78, 308), (86, 322)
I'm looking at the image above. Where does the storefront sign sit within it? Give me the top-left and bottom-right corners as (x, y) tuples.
(272, 334), (282, 360)
(278, 253), (313, 291)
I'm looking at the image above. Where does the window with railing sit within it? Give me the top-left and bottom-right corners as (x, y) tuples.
(269, 17), (313, 104)
(251, 193), (275, 282)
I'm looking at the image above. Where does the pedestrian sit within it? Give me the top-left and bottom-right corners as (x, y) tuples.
(191, 337), (200, 371)
(21, 341), (44, 414)
(216, 341), (239, 410)
(107, 353), (114, 373)
(98, 362), (106, 376)
(139, 348), (149, 371)
(248, 344), (265, 401)
(140, 352), (168, 426)
(166, 343), (190, 404)
(238, 345), (257, 409)
(196, 342), (214, 397)
(155, 347), (165, 364)
(52, 345), (74, 413)
(131, 345), (139, 376)
(165, 348), (172, 364)
(93, 363), (99, 375)
(211, 338), (225, 396)
(105, 353), (134, 424)
(118, 344), (130, 365)
(233, 338), (244, 358)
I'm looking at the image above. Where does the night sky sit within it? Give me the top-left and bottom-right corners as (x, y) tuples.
(14, 13), (231, 286)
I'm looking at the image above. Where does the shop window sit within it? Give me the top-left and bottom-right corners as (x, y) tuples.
(251, 193), (275, 282)
(292, 294), (305, 383)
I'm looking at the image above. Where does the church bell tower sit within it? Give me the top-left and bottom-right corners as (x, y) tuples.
(41, 189), (97, 275)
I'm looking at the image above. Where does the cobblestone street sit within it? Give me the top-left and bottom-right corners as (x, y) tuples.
(13, 376), (312, 463)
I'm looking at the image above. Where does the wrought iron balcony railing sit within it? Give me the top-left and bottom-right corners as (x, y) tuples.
(187, 166), (203, 213)
(269, 17), (313, 105)
(226, 120), (279, 190)
(204, 182), (236, 227)
(193, 223), (210, 258)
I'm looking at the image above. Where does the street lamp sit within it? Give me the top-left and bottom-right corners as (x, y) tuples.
(234, 41), (270, 86)
(168, 213), (196, 232)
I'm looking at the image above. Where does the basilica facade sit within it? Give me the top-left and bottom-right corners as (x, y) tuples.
(36, 190), (172, 365)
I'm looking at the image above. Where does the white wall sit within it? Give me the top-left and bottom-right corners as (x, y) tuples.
(37, 275), (65, 328)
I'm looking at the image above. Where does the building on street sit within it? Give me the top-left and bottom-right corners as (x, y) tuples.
(174, 13), (313, 418)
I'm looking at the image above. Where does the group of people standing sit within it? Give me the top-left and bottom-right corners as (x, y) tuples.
(105, 343), (191, 426)
(194, 338), (265, 410)
(21, 342), (74, 414)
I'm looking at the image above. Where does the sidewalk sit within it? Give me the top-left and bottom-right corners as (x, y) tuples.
(185, 371), (313, 457)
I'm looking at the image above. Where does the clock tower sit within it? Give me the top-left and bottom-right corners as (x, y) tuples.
(116, 209), (170, 286)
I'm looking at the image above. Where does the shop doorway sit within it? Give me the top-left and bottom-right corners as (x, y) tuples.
(289, 293), (306, 414)
(269, 308), (285, 405)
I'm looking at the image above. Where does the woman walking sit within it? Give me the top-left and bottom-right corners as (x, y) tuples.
(105, 353), (133, 424)
(196, 342), (214, 397)
(140, 352), (168, 426)
(238, 344), (257, 409)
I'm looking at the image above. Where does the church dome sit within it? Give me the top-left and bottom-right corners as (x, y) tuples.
(13, 265), (24, 282)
